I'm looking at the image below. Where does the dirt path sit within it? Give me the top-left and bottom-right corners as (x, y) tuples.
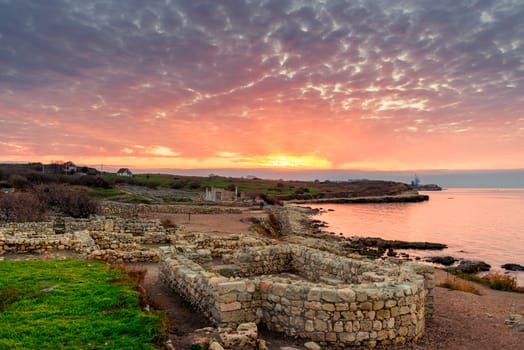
(140, 263), (211, 348)
(404, 269), (524, 350)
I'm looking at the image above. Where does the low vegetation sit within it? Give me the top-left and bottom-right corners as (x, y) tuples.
(461, 272), (524, 293)
(440, 272), (524, 294)
(1, 162), (414, 209)
(0, 260), (164, 349)
(0, 184), (98, 222)
(438, 275), (481, 295)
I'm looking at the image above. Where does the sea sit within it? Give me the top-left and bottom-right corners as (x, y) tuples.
(307, 188), (524, 286)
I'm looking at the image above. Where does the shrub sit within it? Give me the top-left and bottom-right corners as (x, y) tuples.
(160, 218), (177, 228)
(188, 180), (201, 190)
(34, 184), (67, 208)
(170, 180), (188, 189)
(484, 273), (517, 291)
(34, 184), (99, 218)
(58, 192), (99, 218)
(463, 272), (521, 292)
(72, 175), (112, 189)
(0, 192), (47, 222)
(260, 193), (283, 206)
(10, 175), (31, 191)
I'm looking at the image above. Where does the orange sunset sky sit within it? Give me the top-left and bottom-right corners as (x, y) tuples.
(1, 0), (523, 172)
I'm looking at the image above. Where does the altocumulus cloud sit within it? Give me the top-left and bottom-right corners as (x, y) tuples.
(0, 0), (523, 169)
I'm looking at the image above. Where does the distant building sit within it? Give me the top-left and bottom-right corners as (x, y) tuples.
(63, 161), (77, 174)
(203, 186), (237, 202)
(116, 168), (133, 177)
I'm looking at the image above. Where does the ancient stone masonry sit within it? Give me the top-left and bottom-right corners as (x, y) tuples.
(100, 202), (242, 217)
(159, 243), (434, 348)
(0, 216), (173, 263)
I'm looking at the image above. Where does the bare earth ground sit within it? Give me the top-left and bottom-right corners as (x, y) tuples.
(139, 211), (524, 350)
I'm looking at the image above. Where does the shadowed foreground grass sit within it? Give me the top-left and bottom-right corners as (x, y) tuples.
(0, 260), (162, 350)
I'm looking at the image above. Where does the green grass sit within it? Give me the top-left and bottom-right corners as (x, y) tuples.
(0, 260), (163, 350)
(88, 188), (125, 199)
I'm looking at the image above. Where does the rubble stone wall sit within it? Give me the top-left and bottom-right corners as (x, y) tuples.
(100, 202), (242, 217)
(159, 243), (434, 348)
(191, 234), (273, 258)
(0, 217), (170, 263)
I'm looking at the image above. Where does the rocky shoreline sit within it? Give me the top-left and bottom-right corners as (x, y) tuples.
(297, 205), (523, 281)
(290, 193), (429, 205)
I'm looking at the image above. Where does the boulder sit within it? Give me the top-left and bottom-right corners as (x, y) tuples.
(426, 256), (457, 266)
(505, 314), (524, 332)
(501, 263), (524, 271)
(219, 322), (258, 350)
(448, 260), (491, 274)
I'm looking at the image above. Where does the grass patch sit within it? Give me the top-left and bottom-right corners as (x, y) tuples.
(88, 187), (125, 199)
(0, 260), (163, 349)
(439, 276), (481, 295)
(461, 272), (524, 293)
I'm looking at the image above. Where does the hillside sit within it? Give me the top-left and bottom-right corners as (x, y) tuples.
(1, 163), (419, 205)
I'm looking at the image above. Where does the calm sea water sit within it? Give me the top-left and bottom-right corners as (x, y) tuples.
(308, 188), (524, 285)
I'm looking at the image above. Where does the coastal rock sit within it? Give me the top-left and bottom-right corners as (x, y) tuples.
(505, 314), (524, 332)
(447, 260), (491, 274)
(501, 263), (524, 271)
(352, 237), (447, 250)
(426, 256), (457, 266)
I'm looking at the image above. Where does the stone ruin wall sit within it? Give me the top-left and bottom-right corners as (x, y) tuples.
(0, 216), (173, 263)
(100, 202), (242, 217)
(159, 244), (434, 348)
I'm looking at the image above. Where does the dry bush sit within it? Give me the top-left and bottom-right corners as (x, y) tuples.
(439, 276), (481, 295)
(260, 193), (283, 206)
(482, 273), (518, 292)
(0, 192), (47, 222)
(462, 272), (523, 293)
(59, 192), (99, 218)
(34, 184), (99, 218)
(10, 175), (31, 191)
(160, 218), (177, 228)
(251, 224), (271, 236)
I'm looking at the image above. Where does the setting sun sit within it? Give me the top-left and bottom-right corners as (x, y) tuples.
(255, 154), (332, 169)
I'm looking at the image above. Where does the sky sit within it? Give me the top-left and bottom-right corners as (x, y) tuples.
(1, 0), (524, 173)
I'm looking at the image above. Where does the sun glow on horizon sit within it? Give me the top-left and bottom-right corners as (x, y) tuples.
(253, 154), (332, 169)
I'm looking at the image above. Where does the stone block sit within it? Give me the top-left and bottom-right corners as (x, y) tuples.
(219, 281), (246, 293)
(304, 341), (322, 350)
(373, 300), (385, 310)
(356, 331), (370, 341)
(321, 289), (337, 303)
(307, 287), (321, 301)
(339, 332), (356, 342)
